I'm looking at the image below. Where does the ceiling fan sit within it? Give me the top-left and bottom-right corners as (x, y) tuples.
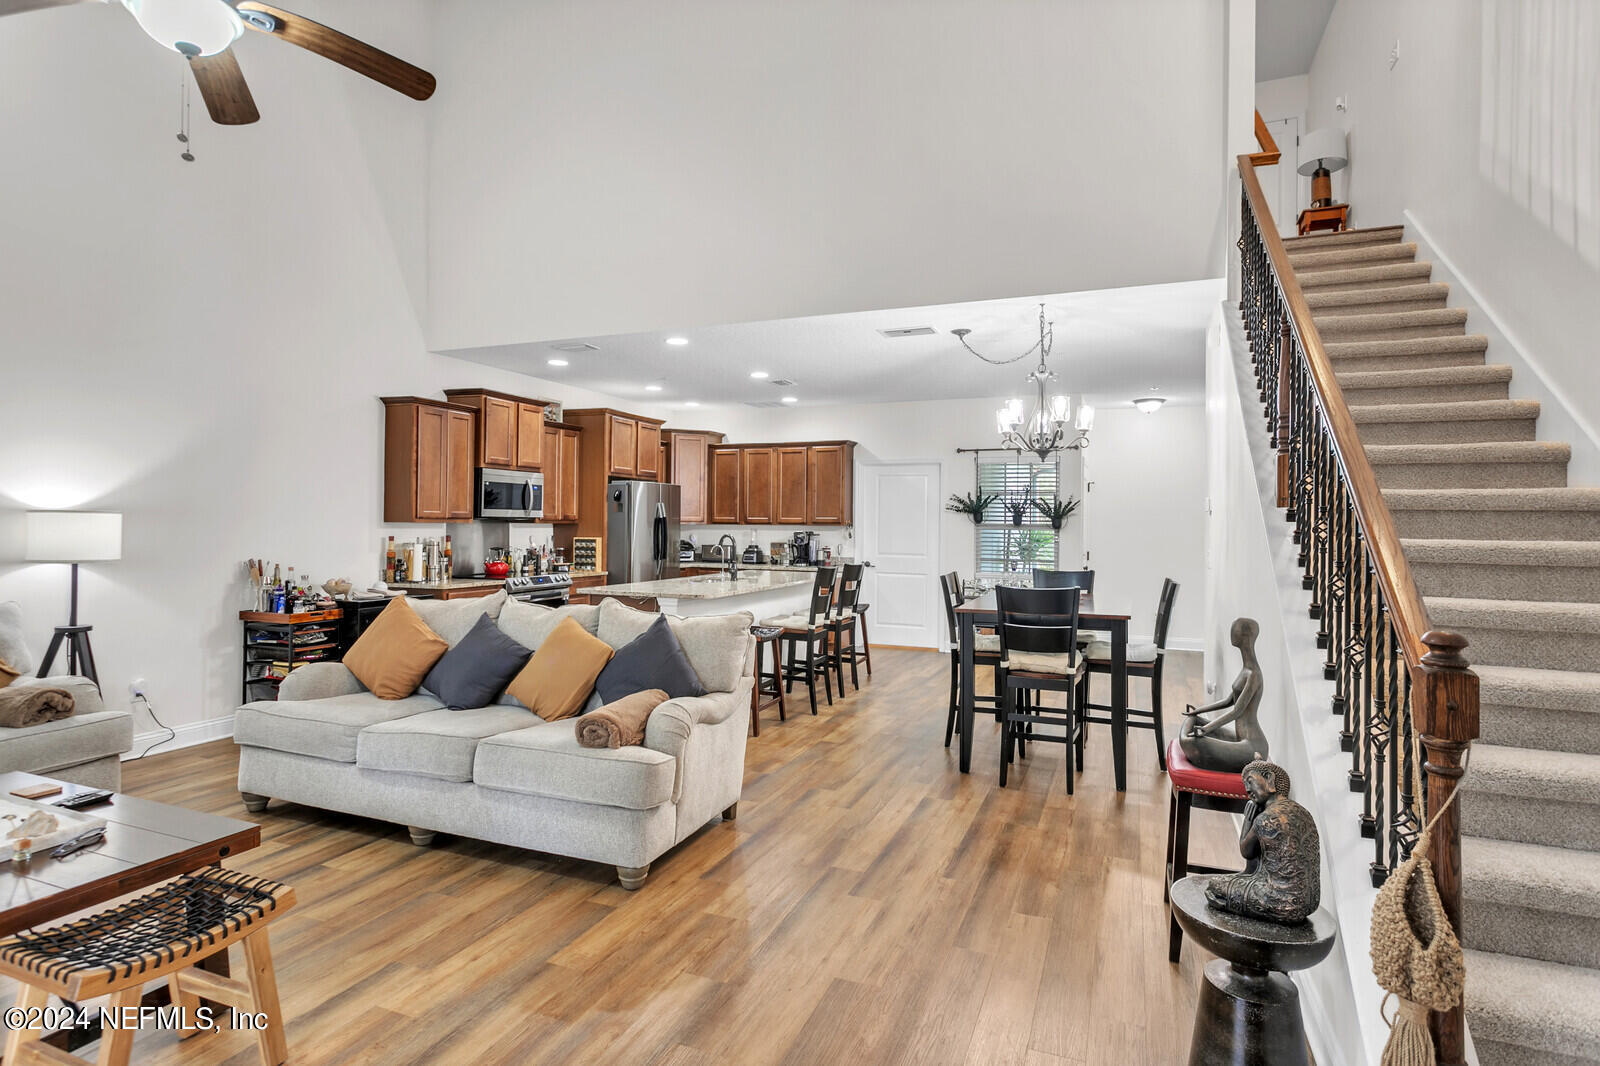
(1, 0), (436, 125)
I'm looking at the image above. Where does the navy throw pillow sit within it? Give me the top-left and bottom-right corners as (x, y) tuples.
(421, 613), (533, 710)
(594, 614), (706, 705)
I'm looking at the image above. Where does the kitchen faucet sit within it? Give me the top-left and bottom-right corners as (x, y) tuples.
(717, 534), (740, 579)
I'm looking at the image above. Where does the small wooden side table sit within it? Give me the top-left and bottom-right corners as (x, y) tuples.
(1296, 203), (1349, 236)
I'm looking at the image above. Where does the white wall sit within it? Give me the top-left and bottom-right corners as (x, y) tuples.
(426, 0), (1229, 352)
(1304, 0), (1600, 457)
(1256, 73), (1310, 124)
(0, 2), (665, 745)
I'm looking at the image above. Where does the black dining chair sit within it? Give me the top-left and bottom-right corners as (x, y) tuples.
(995, 585), (1087, 792)
(940, 573), (1001, 747)
(826, 563), (866, 693)
(1076, 578), (1179, 772)
(761, 567), (838, 715)
(1031, 568), (1095, 593)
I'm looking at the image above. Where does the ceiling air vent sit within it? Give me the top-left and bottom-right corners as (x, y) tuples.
(744, 400), (784, 408)
(550, 342), (599, 353)
(879, 326), (936, 338)
(768, 378), (796, 387)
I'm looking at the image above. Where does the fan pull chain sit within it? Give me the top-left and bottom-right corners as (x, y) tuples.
(177, 70), (194, 162)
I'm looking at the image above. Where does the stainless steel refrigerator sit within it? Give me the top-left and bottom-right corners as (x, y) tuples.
(605, 480), (681, 583)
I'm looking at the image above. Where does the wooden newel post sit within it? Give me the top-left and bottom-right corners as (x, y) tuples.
(1413, 630), (1479, 1066)
(1276, 317), (1293, 508)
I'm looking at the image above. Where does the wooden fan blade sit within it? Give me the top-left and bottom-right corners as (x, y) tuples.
(235, 2), (435, 101)
(190, 48), (260, 125)
(0, 0), (93, 17)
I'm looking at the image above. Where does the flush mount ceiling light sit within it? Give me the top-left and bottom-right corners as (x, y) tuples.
(547, 358), (569, 367)
(1133, 396), (1168, 414)
(956, 303), (1091, 460)
(749, 371), (769, 379)
(665, 336), (689, 347)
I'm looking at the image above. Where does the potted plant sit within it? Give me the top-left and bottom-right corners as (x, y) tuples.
(1004, 495), (1029, 527)
(946, 491), (998, 525)
(1031, 495), (1080, 531)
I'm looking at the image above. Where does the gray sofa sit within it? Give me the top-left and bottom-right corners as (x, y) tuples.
(0, 603), (134, 789)
(233, 595), (753, 889)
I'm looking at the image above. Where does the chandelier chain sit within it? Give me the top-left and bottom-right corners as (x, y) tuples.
(954, 304), (1053, 366)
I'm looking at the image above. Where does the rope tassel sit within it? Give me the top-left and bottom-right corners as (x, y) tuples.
(1381, 994), (1435, 1066)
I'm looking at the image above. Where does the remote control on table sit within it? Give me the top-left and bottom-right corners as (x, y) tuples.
(52, 789), (114, 810)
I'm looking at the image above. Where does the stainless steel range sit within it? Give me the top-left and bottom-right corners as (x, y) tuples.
(501, 573), (571, 606)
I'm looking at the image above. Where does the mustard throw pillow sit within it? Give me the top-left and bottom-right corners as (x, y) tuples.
(507, 616), (614, 721)
(343, 597), (449, 700)
(0, 658), (18, 690)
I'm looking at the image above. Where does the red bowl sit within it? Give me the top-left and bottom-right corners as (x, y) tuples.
(484, 561), (511, 578)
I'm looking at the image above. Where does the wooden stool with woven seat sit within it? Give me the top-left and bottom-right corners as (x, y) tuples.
(0, 866), (295, 1066)
(1164, 738), (1248, 963)
(748, 624), (785, 735)
(1078, 578), (1179, 772)
(940, 572), (1000, 746)
(825, 563), (866, 694)
(760, 567), (838, 716)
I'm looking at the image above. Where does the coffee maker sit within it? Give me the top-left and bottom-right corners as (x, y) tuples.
(791, 531), (820, 565)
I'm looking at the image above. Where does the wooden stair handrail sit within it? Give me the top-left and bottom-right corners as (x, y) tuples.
(1249, 110), (1281, 166)
(1237, 153), (1430, 670)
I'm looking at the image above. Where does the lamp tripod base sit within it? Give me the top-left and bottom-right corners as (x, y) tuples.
(36, 625), (98, 687)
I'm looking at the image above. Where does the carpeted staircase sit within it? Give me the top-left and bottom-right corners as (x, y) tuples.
(1286, 226), (1600, 1066)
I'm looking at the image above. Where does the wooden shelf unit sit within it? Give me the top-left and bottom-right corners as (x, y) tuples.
(240, 609), (343, 703)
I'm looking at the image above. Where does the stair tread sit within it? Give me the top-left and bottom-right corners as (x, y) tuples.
(1475, 663), (1600, 712)
(1462, 742), (1600, 804)
(1282, 224), (1405, 247)
(1338, 364), (1512, 388)
(1325, 334), (1489, 358)
(1305, 283), (1448, 309)
(1463, 836), (1600, 915)
(1295, 261), (1434, 289)
(1366, 440), (1570, 464)
(1465, 949), (1600, 1058)
(1351, 399), (1538, 424)
(1428, 595), (1600, 629)
(1402, 538), (1600, 565)
(1286, 242), (1419, 268)
(1384, 487), (1600, 511)
(1316, 307), (1468, 332)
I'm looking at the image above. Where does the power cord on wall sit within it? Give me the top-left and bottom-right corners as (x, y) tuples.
(128, 693), (176, 760)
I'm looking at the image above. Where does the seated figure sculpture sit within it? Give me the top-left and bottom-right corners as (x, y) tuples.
(1205, 758), (1322, 924)
(1180, 617), (1266, 773)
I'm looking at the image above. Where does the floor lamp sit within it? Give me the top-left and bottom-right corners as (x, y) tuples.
(25, 511), (121, 686)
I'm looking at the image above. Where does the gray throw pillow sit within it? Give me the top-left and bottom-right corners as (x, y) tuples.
(421, 613), (532, 710)
(594, 614), (706, 705)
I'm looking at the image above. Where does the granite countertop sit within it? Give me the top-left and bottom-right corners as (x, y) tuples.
(583, 570), (816, 600)
(389, 578), (506, 591)
(682, 563), (852, 572)
(567, 569), (608, 578)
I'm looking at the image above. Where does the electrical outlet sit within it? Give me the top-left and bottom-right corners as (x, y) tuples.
(128, 678), (147, 699)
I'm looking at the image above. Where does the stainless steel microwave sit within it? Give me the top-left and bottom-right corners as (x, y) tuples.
(476, 468), (543, 520)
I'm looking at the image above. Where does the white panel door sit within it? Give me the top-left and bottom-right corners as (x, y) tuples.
(1263, 116), (1302, 238)
(857, 461), (940, 649)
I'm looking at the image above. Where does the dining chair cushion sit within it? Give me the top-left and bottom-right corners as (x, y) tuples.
(1001, 650), (1081, 676)
(1083, 639), (1160, 664)
(950, 634), (1001, 655)
(762, 613), (821, 631)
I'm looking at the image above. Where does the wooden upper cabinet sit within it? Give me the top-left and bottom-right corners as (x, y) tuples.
(742, 447), (777, 524)
(709, 446), (742, 523)
(381, 397), (477, 523)
(670, 432), (713, 523)
(808, 443), (854, 524)
(516, 402), (545, 469)
(659, 441), (670, 484)
(636, 421), (661, 479)
(776, 446), (809, 524)
(609, 415), (638, 476)
(560, 428), (580, 521)
(481, 395), (516, 467)
(542, 424), (562, 519)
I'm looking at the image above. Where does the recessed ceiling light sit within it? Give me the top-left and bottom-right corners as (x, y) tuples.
(749, 371), (769, 379)
(665, 336), (689, 347)
(547, 358), (569, 367)
(684, 400), (700, 407)
(644, 384), (663, 392)
(780, 396), (798, 404)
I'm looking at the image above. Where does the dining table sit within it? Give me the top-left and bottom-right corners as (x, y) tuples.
(954, 588), (1134, 791)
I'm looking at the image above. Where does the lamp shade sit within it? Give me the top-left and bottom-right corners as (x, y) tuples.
(25, 512), (122, 562)
(1297, 128), (1348, 176)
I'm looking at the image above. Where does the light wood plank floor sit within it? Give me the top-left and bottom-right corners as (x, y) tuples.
(84, 649), (1232, 1064)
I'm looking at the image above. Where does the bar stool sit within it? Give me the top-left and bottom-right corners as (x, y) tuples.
(826, 563), (865, 693)
(1164, 738), (1248, 963)
(0, 866), (296, 1066)
(1079, 578), (1180, 771)
(761, 567), (838, 716)
(995, 585), (1088, 793)
(851, 602), (872, 677)
(749, 625), (785, 735)
(940, 572), (1000, 747)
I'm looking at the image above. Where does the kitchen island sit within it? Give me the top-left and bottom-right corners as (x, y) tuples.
(574, 569), (815, 618)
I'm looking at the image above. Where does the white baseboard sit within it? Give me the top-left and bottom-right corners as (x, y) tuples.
(1166, 637), (1205, 653)
(122, 714), (233, 760)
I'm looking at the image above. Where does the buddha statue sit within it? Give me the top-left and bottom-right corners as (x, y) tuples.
(1206, 759), (1321, 924)
(1180, 617), (1267, 772)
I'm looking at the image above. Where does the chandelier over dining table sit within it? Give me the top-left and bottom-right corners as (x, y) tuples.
(953, 303), (1094, 461)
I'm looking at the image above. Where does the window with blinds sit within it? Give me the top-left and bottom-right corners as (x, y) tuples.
(975, 457), (1060, 577)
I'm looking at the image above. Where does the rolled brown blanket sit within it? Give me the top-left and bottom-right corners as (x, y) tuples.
(0, 686), (75, 728)
(576, 689), (669, 749)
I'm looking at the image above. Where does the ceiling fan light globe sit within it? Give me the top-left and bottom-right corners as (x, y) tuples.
(121, 0), (243, 57)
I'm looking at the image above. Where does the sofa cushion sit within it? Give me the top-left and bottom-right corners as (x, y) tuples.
(356, 706), (537, 782)
(234, 691), (441, 762)
(596, 599), (753, 693)
(497, 600), (600, 651)
(421, 614), (532, 710)
(0, 602), (32, 676)
(0, 709), (133, 777)
(474, 720), (676, 810)
(409, 590), (508, 647)
(507, 617), (614, 721)
(343, 597), (449, 700)
(595, 614), (706, 704)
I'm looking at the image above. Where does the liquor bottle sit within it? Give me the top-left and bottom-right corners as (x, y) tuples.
(385, 537), (396, 583)
(442, 535), (452, 581)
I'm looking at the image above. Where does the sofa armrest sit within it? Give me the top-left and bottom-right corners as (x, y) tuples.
(14, 675), (107, 717)
(276, 663), (364, 703)
(642, 686), (746, 760)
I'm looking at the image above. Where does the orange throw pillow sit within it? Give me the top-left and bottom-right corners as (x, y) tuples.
(507, 616), (614, 721)
(0, 659), (18, 690)
(343, 597), (449, 700)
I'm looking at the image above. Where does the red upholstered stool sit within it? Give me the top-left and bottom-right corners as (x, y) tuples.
(1165, 739), (1249, 963)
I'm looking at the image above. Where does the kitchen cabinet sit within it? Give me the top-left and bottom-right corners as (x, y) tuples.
(709, 446), (743, 523)
(558, 426), (580, 521)
(741, 447), (777, 524)
(566, 408), (665, 480)
(381, 397), (476, 522)
(808, 443), (854, 524)
(666, 430), (723, 524)
(443, 389), (547, 472)
(542, 425), (562, 520)
(636, 421), (661, 479)
(777, 446), (809, 524)
(609, 415), (638, 476)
